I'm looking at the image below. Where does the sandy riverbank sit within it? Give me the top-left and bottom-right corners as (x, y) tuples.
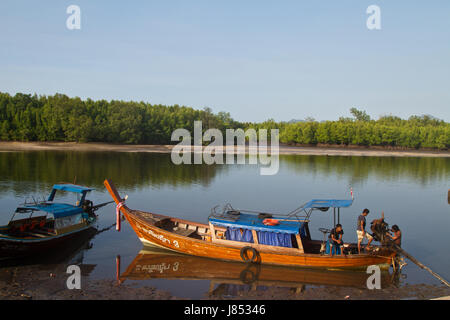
(0, 142), (449, 158)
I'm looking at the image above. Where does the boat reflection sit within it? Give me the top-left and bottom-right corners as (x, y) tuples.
(119, 248), (394, 297)
(0, 226), (97, 274)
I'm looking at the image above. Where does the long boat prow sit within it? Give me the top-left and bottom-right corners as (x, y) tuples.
(104, 179), (125, 205)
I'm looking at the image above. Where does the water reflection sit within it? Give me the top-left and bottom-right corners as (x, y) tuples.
(0, 226), (97, 273)
(118, 248), (393, 298)
(0, 152), (448, 197)
(0, 152), (227, 196)
(282, 155), (450, 186)
(0, 151), (449, 289)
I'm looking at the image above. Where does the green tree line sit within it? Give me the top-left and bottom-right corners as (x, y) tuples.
(245, 110), (449, 150)
(0, 92), (239, 144)
(0, 92), (448, 149)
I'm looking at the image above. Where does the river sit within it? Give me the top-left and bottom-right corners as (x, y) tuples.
(0, 151), (449, 299)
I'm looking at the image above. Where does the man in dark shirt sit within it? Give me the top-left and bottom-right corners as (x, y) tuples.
(357, 208), (373, 254)
(328, 224), (344, 256)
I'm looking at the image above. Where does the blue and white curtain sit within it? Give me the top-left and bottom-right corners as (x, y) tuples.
(225, 227), (254, 243)
(225, 227), (293, 248)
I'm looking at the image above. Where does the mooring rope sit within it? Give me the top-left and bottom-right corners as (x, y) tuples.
(391, 243), (450, 288)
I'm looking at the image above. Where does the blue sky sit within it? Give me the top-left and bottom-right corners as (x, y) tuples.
(1, 1), (449, 122)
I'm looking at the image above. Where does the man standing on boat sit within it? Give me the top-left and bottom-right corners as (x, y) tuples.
(357, 208), (373, 254)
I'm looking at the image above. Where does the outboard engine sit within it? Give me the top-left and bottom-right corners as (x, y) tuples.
(82, 199), (94, 216)
(370, 218), (390, 245)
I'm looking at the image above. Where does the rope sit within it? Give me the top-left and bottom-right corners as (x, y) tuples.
(392, 243), (450, 288)
(372, 225), (450, 288)
(116, 201), (125, 232)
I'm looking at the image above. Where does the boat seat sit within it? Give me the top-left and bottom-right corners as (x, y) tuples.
(135, 211), (169, 224)
(173, 228), (196, 237)
(24, 232), (48, 238)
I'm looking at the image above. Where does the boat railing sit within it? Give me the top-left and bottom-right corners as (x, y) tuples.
(209, 203), (309, 222)
(22, 195), (48, 206)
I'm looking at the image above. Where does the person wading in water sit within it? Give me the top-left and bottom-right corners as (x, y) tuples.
(386, 224), (402, 246)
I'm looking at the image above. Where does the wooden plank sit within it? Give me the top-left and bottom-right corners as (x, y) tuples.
(251, 230), (259, 244)
(173, 228), (196, 237)
(209, 222), (217, 241)
(24, 232), (48, 238)
(212, 238), (302, 255)
(55, 222), (87, 235)
(296, 234), (304, 253)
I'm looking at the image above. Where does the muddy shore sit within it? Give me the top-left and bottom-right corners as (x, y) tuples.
(1, 263), (449, 300)
(0, 142), (449, 158)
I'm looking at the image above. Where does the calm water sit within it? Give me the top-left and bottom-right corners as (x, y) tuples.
(0, 151), (449, 298)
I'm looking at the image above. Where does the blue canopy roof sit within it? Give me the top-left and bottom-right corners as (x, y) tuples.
(209, 213), (304, 234)
(20, 203), (84, 218)
(303, 199), (353, 209)
(52, 184), (94, 193)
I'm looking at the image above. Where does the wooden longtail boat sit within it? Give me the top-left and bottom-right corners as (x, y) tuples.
(118, 248), (393, 293)
(105, 179), (396, 269)
(0, 183), (112, 260)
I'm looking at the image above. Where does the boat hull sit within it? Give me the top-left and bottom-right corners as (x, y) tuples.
(0, 225), (97, 261)
(128, 210), (394, 269)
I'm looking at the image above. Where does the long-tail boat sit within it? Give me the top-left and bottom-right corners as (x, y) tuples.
(0, 183), (112, 260)
(104, 179), (397, 269)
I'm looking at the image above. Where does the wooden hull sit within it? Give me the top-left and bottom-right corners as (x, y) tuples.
(0, 224), (97, 261)
(120, 248), (393, 289)
(105, 179), (396, 269)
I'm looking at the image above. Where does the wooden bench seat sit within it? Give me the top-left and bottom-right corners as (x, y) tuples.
(24, 232), (48, 238)
(173, 228), (196, 237)
(135, 211), (171, 225)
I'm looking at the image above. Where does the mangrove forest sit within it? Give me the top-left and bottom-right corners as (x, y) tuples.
(0, 92), (448, 150)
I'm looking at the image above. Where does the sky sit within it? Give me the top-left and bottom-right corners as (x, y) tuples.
(1, 0), (449, 122)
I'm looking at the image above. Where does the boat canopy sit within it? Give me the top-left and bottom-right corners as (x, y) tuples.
(302, 199), (353, 209)
(47, 183), (93, 203)
(51, 184), (94, 194)
(286, 198), (354, 227)
(14, 184), (94, 219)
(18, 203), (84, 218)
(209, 213), (304, 235)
